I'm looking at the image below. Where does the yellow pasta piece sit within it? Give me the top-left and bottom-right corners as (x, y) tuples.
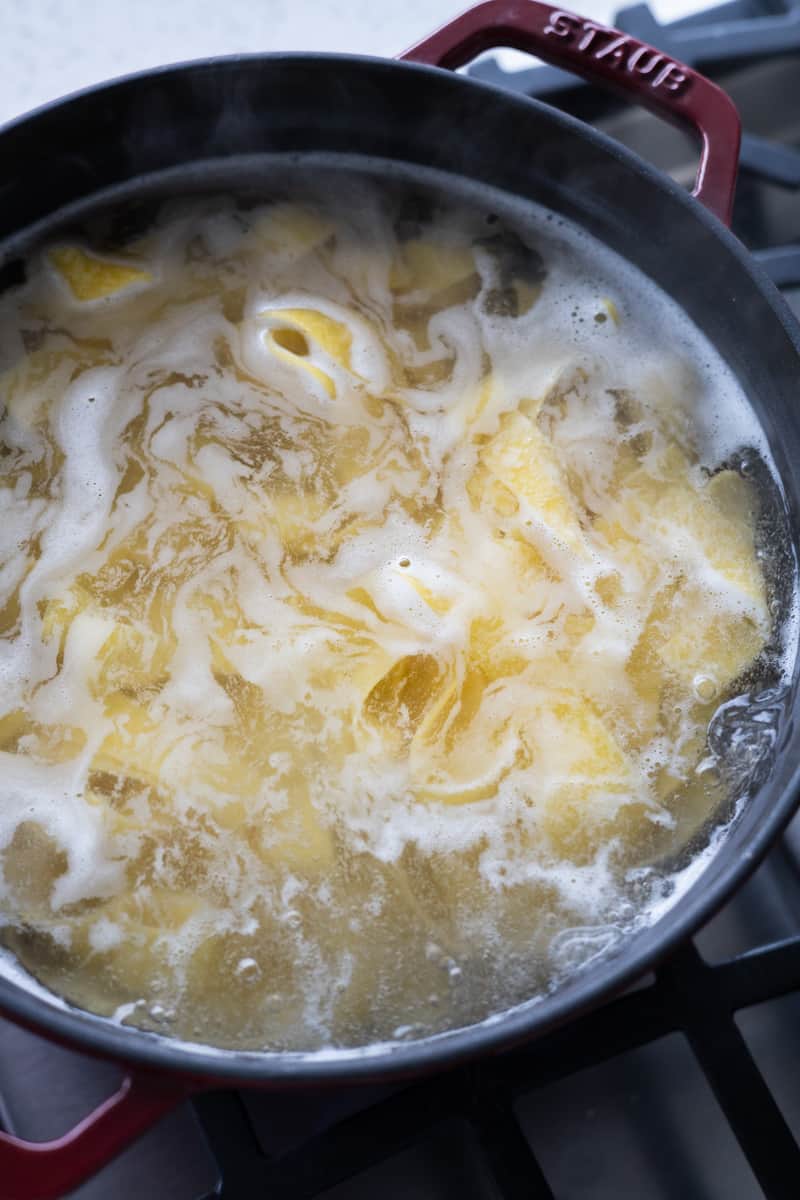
(679, 469), (766, 608)
(656, 587), (766, 691)
(48, 246), (151, 301)
(593, 516), (660, 592)
(252, 204), (335, 256)
(390, 239), (477, 296)
(548, 695), (629, 777)
(92, 694), (165, 787)
(410, 705), (520, 806)
(65, 889), (209, 997)
(535, 695), (643, 858)
(272, 343), (335, 396)
(274, 308), (352, 368)
(403, 656), (528, 806)
(262, 307), (354, 398)
(259, 793), (335, 872)
(627, 452), (762, 595)
(225, 767), (335, 872)
(363, 653), (450, 753)
(480, 411), (586, 551)
(401, 572), (452, 615)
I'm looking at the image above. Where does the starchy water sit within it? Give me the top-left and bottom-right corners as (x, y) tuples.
(0, 163), (793, 1050)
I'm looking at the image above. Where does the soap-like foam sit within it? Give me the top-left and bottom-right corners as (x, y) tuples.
(0, 163), (793, 1052)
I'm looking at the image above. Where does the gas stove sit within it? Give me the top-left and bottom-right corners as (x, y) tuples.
(3, 3), (800, 1198)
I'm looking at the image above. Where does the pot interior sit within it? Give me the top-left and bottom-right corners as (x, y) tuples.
(0, 57), (799, 1081)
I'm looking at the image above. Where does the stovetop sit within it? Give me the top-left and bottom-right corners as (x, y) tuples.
(3, 2), (800, 1197)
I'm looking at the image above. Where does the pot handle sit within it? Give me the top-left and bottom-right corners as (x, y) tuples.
(400, 0), (741, 226)
(0, 1071), (194, 1200)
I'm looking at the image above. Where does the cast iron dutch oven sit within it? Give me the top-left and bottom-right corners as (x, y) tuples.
(1, 3), (799, 1195)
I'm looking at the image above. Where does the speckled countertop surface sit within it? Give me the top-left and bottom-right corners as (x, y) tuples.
(0, 0), (677, 127)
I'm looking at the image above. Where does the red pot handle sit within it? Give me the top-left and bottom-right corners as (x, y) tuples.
(400, 0), (741, 226)
(0, 1071), (195, 1200)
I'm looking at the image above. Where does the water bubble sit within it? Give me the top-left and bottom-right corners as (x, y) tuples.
(235, 956), (261, 983)
(692, 674), (718, 703)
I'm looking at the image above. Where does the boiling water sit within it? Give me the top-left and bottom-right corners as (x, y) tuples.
(0, 162), (793, 1051)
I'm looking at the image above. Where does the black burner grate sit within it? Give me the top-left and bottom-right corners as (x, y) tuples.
(186, 932), (800, 1199)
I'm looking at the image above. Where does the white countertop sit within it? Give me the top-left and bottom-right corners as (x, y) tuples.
(0, 0), (707, 127)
